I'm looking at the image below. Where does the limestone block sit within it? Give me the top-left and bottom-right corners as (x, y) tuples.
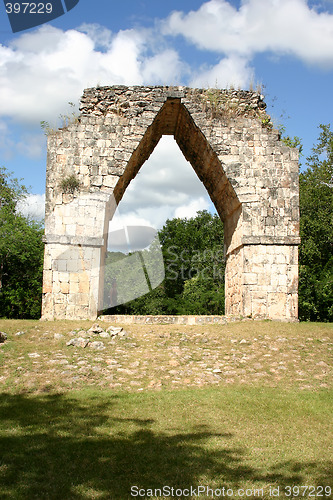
(267, 292), (287, 319)
(278, 274), (288, 288)
(78, 275), (90, 294)
(243, 273), (258, 285)
(70, 273), (80, 283)
(67, 259), (81, 273)
(54, 293), (67, 304)
(42, 270), (53, 293)
(58, 272), (70, 283)
(69, 280), (79, 294)
(76, 293), (89, 306)
(54, 303), (67, 318)
(91, 175), (103, 186)
(54, 259), (67, 272)
(287, 293), (298, 319)
(60, 282), (69, 294)
(251, 296), (268, 318)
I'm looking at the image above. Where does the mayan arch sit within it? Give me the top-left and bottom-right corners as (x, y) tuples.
(42, 86), (300, 321)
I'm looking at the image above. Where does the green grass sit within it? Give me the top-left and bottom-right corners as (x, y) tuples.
(0, 320), (332, 499)
(0, 387), (332, 499)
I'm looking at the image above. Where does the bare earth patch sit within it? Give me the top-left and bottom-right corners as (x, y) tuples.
(0, 319), (331, 394)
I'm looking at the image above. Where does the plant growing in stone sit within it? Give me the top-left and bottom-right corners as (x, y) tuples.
(40, 120), (57, 136)
(261, 116), (273, 129)
(60, 174), (80, 194)
(59, 102), (79, 129)
(41, 102), (79, 136)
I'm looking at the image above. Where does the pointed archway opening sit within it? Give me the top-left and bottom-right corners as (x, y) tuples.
(99, 98), (242, 316)
(112, 98), (241, 223)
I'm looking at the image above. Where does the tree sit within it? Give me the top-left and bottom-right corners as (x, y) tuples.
(298, 125), (333, 322)
(105, 210), (225, 315)
(0, 167), (44, 319)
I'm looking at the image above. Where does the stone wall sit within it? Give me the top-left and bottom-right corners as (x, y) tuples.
(42, 85), (300, 321)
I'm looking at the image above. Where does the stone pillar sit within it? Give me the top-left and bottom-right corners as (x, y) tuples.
(42, 190), (110, 320)
(225, 240), (299, 320)
(42, 241), (103, 320)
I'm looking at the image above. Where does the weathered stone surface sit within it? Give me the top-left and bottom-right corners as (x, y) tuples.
(89, 341), (105, 350)
(88, 323), (104, 334)
(66, 337), (89, 348)
(0, 332), (8, 343)
(42, 85), (299, 321)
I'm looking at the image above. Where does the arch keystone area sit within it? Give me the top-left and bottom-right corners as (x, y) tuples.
(42, 86), (300, 321)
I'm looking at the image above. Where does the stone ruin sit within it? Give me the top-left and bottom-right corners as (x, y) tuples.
(42, 85), (300, 321)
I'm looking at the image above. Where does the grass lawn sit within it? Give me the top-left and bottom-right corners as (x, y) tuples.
(0, 320), (332, 499)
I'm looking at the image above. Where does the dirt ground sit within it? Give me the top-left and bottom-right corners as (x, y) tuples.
(0, 319), (332, 393)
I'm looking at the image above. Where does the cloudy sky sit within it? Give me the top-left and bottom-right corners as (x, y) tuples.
(1, 0), (332, 229)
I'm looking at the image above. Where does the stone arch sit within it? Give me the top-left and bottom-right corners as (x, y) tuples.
(42, 86), (300, 321)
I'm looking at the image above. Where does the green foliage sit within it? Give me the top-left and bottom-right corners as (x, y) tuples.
(281, 134), (303, 156)
(0, 167), (44, 319)
(261, 116), (273, 129)
(298, 124), (333, 322)
(60, 174), (80, 194)
(106, 211), (225, 315)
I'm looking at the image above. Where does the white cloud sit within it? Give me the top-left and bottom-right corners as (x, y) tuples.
(142, 49), (187, 85)
(109, 212), (153, 231)
(17, 193), (45, 220)
(190, 55), (254, 89)
(77, 23), (113, 50)
(174, 197), (210, 219)
(163, 0), (333, 68)
(0, 24), (187, 125)
(110, 136), (213, 229)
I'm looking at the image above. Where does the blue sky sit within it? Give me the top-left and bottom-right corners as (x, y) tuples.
(0, 0), (332, 227)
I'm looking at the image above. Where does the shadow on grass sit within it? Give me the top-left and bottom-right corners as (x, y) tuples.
(0, 392), (331, 499)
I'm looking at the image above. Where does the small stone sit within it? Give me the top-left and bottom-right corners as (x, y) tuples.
(106, 359), (118, 365)
(66, 337), (89, 348)
(99, 331), (110, 338)
(28, 352), (40, 358)
(15, 331), (25, 337)
(106, 326), (123, 336)
(317, 361), (328, 367)
(88, 324), (104, 334)
(0, 332), (8, 343)
(54, 333), (64, 340)
(89, 341), (105, 350)
(106, 325), (122, 332)
(213, 368), (222, 373)
(240, 339), (247, 344)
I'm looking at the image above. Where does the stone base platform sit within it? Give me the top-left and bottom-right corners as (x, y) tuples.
(99, 315), (238, 325)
